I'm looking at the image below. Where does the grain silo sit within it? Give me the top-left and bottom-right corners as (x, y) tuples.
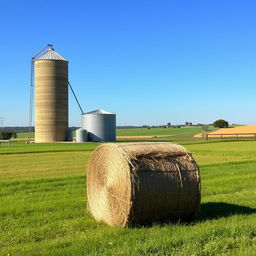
(34, 47), (68, 142)
(82, 110), (116, 142)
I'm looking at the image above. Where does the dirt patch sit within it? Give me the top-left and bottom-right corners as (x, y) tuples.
(194, 133), (204, 138)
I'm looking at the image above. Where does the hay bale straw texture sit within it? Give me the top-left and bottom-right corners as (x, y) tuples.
(87, 142), (200, 227)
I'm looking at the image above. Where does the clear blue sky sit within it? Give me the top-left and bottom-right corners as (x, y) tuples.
(1, 0), (256, 126)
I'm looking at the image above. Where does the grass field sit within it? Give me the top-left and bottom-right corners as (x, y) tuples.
(117, 127), (205, 141)
(1, 134), (256, 255)
(17, 126), (217, 142)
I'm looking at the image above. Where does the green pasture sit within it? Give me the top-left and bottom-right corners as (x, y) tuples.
(17, 126), (217, 142)
(116, 127), (207, 142)
(1, 140), (256, 255)
(18, 127), (199, 139)
(16, 132), (31, 139)
(116, 127), (201, 136)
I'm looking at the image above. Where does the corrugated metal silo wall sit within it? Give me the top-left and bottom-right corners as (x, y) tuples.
(35, 60), (68, 142)
(82, 114), (116, 142)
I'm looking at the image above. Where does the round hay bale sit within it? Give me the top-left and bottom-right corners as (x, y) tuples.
(87, 142), (200, 227)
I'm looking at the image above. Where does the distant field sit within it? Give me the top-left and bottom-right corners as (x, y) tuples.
(207, 125), (256, 138)
(17, 126), (216, 142)
(1, 140), (256, 255)
(116, 127), (202, 141)
(116, 127), (200, 136)
(17, 132), (32, 138)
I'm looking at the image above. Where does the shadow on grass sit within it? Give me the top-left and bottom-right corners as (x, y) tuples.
(198, 202), (256, 221)
(134, 202), (256, 228)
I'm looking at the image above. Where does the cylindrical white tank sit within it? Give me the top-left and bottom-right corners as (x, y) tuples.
(76, 128), (88, 142)
(81, 110), (116, 142)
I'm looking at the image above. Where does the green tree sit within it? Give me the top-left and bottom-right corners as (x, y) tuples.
(12, 131), (17, 139)
(0, 131), (16, 140)
(213, 119), (229, 128)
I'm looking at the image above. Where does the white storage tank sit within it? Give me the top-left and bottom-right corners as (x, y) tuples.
(82, 110), (116, 142)
(76, 128), (88, 142)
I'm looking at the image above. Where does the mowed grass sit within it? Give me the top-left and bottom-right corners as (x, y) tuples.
(1, 140), (256, 255)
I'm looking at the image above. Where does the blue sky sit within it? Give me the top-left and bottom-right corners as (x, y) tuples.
(1, 0), (256, 126)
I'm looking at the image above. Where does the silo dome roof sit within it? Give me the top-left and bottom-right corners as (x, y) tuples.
(85, 109), (114, 115)
(37, 47), (67, 61)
